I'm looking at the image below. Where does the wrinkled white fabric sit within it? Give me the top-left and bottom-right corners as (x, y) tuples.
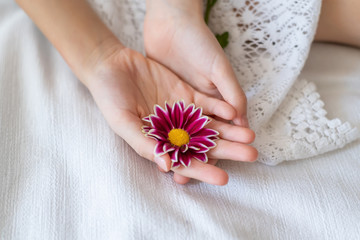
(207, 0), (359, 164)
(1, 0), (360, 239)
(87, 0), (359, 165)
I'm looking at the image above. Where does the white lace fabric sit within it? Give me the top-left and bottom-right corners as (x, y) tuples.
(88, 0), (359, 165)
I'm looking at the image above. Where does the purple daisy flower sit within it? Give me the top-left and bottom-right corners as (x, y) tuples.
(142, 100), (219, 169)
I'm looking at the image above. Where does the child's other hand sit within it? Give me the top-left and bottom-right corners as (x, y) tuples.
(83, 44), (257, 186)
(144, 0), (249, 127)
(144, 1), (255, 184)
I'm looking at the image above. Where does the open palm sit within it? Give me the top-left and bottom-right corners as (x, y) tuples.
(85, 47), (257, 185)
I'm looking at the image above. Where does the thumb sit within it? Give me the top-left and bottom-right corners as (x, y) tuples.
(210, 55), (249, 127)
(113, 111), (172, 172)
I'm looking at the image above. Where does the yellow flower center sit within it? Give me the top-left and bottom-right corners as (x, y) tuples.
(168, 129), (190, 147)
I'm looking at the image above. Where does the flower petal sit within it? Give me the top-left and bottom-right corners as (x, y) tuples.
(150, 115), (169, 132)
(145, 135), (159, 141)
(209, 136), (220, 141)
(141, 126), (151, 134)
(189, 107), (202, 121)
(163, 142), (176, 153)
(142, 116), (151, 122)
(179, 152), (191, 167)
(154, 105), (173, 131)
(179, 100), (185, 110)
(180, 144), (188, 153)
(181, 104), (195, 127)
(171, 161), (181, 169)
(192, 152), (208, 163)
(190, 137), (216, 149)
(183, 107), (202, 129)
(192, 128), (219, 138)
(154, 142), (166, 156)
(170, 148), (180, 162)
(165, 102), (172, 115)
(148, 129), (167, 141)
(186, 117), (208, 135)
(188, 142), (210, 153)
(171, 101), (183, 128)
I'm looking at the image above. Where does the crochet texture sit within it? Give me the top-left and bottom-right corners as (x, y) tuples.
(88, 0), (359, 165)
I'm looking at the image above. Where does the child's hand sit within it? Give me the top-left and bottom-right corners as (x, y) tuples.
(84, 44), (257, 185)
(144, 0), (249, 127)
(17, 0), (257, 185)
(144, 0), (255, 184)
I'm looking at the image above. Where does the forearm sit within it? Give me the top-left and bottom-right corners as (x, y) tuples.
(15, 0), (122, 83)
(315, 0), (360, 47)
(146, 0), (203, 18)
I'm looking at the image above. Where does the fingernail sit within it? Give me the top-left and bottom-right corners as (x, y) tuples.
(155, 157), (169, 172)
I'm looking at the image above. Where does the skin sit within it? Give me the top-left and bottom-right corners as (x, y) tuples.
(315, 0), (360, 48)
(144, 0), (249, 127)
(16, 0), (257, 186)
(144, 0), (251, 184)
(86, 47), (258, 186)
(149, 0), (360, 184)
(15, 0), (357, 185)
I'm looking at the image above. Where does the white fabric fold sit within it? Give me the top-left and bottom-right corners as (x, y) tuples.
(1, 0), (360, 239)
(87, 0), (359, 165)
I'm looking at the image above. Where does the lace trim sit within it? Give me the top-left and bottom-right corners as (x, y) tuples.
(255, 79), (360, 165)
(87, 0), (360, 165)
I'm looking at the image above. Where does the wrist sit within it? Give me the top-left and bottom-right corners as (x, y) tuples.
(146, 0), (203, 19)
(80, 37), (125, 87)
(16, 0), (126, 87)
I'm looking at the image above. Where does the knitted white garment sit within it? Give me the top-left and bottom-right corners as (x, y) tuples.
(88, 0), (359, 165)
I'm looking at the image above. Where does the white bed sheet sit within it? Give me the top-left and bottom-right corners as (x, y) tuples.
(0, 3), (359, 239)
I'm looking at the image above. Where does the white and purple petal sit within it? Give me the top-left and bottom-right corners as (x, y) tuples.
(209, 136), (220, 141)
(171, 101), (184, 128)
(180, 144), (188, 153)
(165, 102), (172, 115)
(154, 142), (166, 156)
(170, 148), (180, 163)
(148, 129), (167, 141)
(154, 104), (173, 131)
(179, 152), (191, 167)
(150, 115), (169, 132)
(186, 116), (208, 135)
(145, 135), (158, 141)
(190, 137), (216, 149)
(183, 107), (202, 129)
(179, 100), (185, 110)
(163, 142), (176, 153)
(141, 126), (151, 134)
(188, 142), (210, 153)
(171, 161), (182, 169)
(144, 100), (219, 168)
(142, 116), (151, 122)
(181, 104), (195, 127)
(192, 152), (208, 163)
(192, 128), (219, 138)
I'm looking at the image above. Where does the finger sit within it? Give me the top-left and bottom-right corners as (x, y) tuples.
(208, 139), (258, 162)
(173, 174), (191, 185)
(115, 111), (172, 172)
(173, 158), (228, 186)
(207, 119), (256, 144)
(193, 92), (237, 121)
(210, 56), (249, 127)
(173, 159), (219, 185)
(158, 165), (166, 173)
